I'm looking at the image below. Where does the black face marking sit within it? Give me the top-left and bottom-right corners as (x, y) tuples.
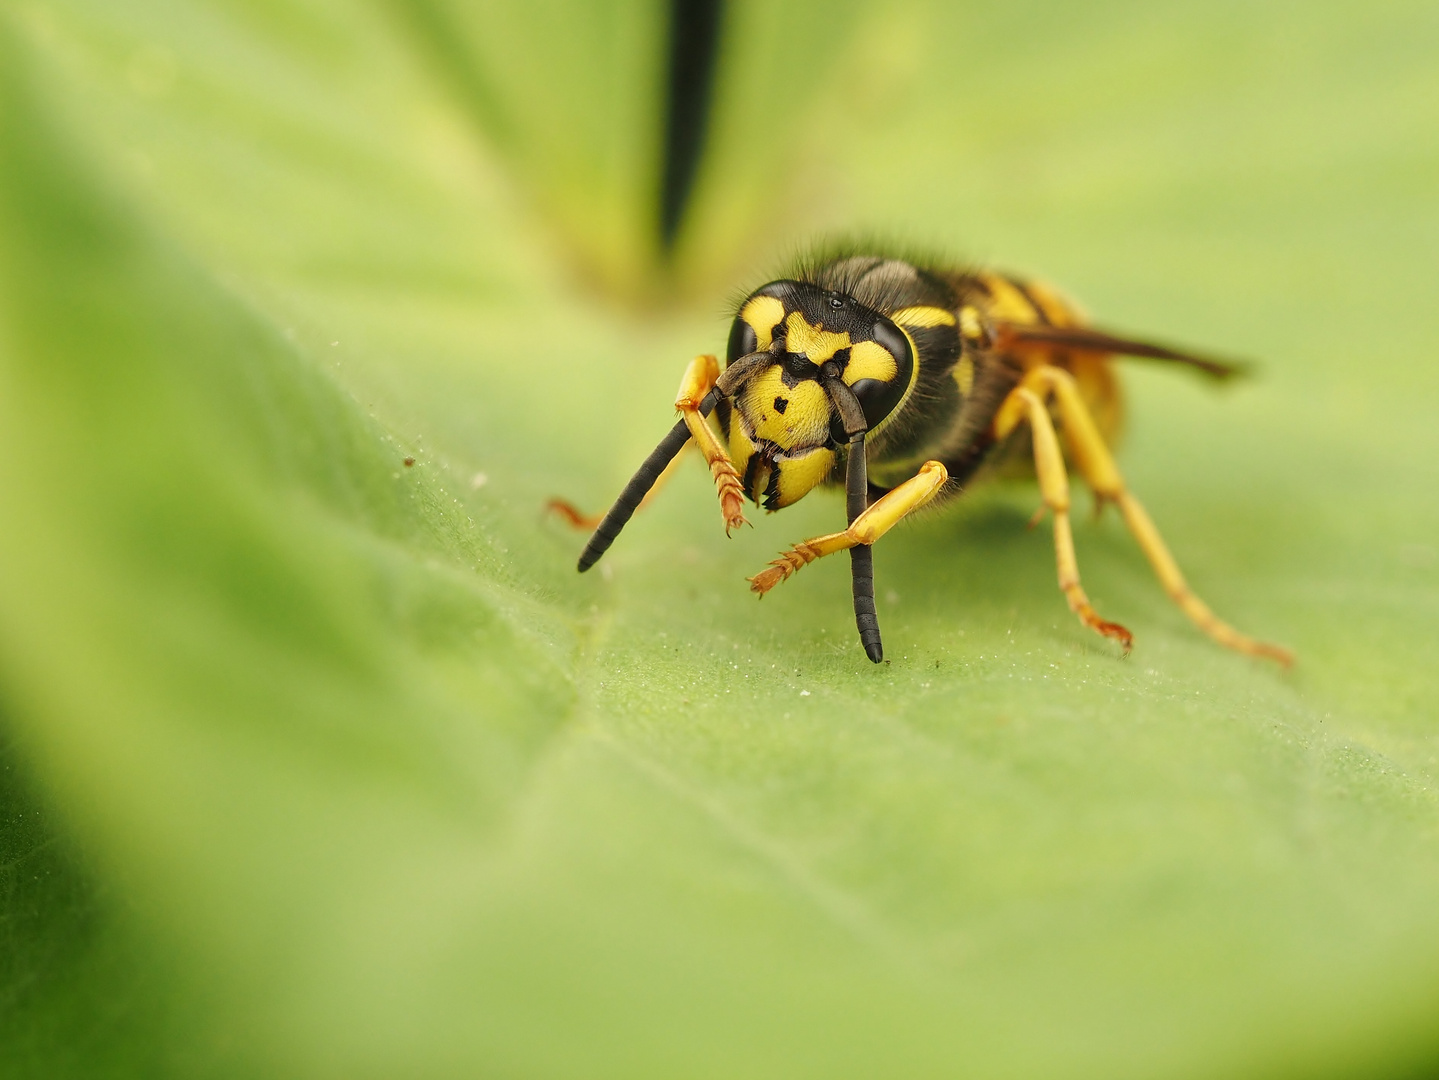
(782, 353), (818, 380)
(773, 396), (789, 414)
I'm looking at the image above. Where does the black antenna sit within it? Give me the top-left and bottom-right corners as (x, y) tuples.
(659, 0), (724, 254)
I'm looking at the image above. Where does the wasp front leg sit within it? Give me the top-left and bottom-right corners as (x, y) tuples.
(575, 352), (768, 573)
(676, 354), (747, 535)
(748, 460), (949, 592)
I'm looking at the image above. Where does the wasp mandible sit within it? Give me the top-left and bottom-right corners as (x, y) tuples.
(556, 252), (1292, 666)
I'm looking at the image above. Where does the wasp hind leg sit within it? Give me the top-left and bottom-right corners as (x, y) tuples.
(1001, 365), (1293, 665)
(993, 386), (1134, 653)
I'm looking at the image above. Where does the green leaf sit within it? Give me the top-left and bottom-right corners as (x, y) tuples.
(2, 1), (1439, 1078)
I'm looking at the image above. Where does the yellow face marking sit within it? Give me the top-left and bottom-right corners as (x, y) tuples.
(741, 295), (786, 350)
(891, 305), (956, 328)
(780, 312), (898, 386)
(783, 311), (850, 362)
(736, 366), (831, 448)
(843, 340), (897, 385)
(728, 409), (757, 466)
(772, 446), (836, 508)
(954, 355), (975, 396)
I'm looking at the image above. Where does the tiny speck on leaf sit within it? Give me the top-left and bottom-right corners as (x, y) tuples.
(403, 457), (415, 467)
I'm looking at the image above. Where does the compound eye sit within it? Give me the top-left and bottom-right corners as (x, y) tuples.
(726, 315), (758, 364)
(848, 318), (915, 429)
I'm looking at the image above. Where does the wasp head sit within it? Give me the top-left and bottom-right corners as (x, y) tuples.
(719, 280), (915, 510)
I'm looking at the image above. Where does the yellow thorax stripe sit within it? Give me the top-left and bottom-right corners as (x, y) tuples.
(891, 305), (957, 328)
(954, 355), (975, 396)
(976, 273), (1040, 324)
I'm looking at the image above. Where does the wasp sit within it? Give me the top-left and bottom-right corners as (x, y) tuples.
(555, 251), (1292, 666)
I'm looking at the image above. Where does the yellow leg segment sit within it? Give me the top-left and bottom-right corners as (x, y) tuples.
(677, 354), (747, 535)
(748, 461), (949, 595)
(1010, 366), (1293, 666)
(997, 387), (1134, 652)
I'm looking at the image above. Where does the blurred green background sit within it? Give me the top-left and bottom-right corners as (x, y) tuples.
(2, 1), (1438, 1077)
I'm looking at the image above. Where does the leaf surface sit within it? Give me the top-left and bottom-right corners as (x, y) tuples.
(2, 2), (1439, 1077)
